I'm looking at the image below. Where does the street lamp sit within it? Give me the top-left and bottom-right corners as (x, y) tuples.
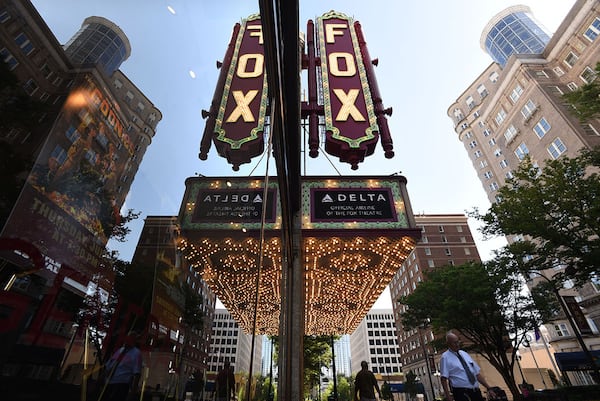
(523, 334), (547, 389)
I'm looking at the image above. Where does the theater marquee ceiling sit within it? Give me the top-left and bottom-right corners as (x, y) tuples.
(177, 176), (420, 335)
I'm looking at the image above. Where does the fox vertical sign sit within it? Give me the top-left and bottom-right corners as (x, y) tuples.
(200, 15), (267, 171)
(316, 11), (380, 170)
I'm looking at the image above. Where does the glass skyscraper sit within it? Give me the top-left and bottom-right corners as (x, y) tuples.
(480, 5), (550, 68)
(64, 16), (131, 75)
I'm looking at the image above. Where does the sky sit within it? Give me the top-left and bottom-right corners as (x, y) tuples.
(31, 0), (577, 309)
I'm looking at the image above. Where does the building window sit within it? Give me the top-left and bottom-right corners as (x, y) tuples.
(494, 148), (503, 157)
(553, 67), (564, 77)
(548, 138), (567, 159)
(567, 82), (578, 91)
(521, 99), (537, 120)
(468, 140), (477, 149)
(428, 260), (435, 268)
(584, 124), (600, 136)
(23, 79), (38, 96)
(424, 248), (431, 255)
(580, 66), (597, 84)
(504, 125), (518, 143)
(473, 150), (482, 158)
(483, 171), (493, 180)
(533, 117), (551, 139)
(0, 9), (10, 23)
(554, 323), (570, 337)
(499, 159), (509, 168)
(466, 96), (475, 110)
(495, 108), (507, 125)
(482, 129), (492, 137)
(479, 160), (488, 169)
(0, 47), (18, 70)
(515, 142), (529, 160)
(564, 52), (578, 68)
(489, 71), (499, 83)
(534, 70), (549, 78)
(488, 138), (496, 146)
(489, 182), (500, 191)
(456, 226), (463, 233)
(584, 17), (600, 42)
(465, 248), (471, 255)
(445, 248), (452, 256)
(15, 32), (34, 55)
(438, 226), (444, 233)
(477, 84), (488, 98)
(464, 131), (473, 139)
(547, 85), (563, 95)
(505, 171), (514, 180)
(509, 84), (523, 103)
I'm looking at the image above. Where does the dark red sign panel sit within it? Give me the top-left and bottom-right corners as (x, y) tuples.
(213, 15), (267, 170)
(316, 11), (379, 169)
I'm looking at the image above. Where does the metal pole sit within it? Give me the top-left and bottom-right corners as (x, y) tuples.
(418, 327), (435, 401)
(525, 335), (547, 389)
(331, 336), (338, 401)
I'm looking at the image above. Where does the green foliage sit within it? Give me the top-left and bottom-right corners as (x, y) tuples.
(304, 335), (334, 395)
(323, 375), (352, 401)
(473, 147), (600, 285)
(562, 62), (600, 121)
(182, 283), (204, 331)
(398, 260), (545, 401)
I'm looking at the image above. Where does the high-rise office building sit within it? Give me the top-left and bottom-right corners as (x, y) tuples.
(349, 309), (401, 378)
(389, 214), (482, 400)
(0, 0), (161, 386)
(209, 309), (262, 376)
(448, 0), (600, 385)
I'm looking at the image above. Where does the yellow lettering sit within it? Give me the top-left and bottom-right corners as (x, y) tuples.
(333, 88), (365, 121)
(328, 52), (356, 77)
(325, 23), (347, 43)
(247, 25), (263, 44)
(226, 90), (258, 122)
(237, 54), (264, 78)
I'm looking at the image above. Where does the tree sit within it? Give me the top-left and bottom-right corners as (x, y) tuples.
(399, 260), (553, 401)
(323, 375), (352, 401)
(473, 148), (600, 286)
(304, 335), (334, 396)
(272, 335), (334, 398)
(562, 62), (600, 121)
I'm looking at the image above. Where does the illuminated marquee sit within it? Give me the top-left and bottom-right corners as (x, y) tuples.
(212, 15), (268, 171)
(316, 11), (379, 170)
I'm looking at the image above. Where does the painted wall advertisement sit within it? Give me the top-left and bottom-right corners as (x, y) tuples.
(2, 74), (131, 279)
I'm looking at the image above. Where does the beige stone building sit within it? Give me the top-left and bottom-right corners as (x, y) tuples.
(447, 0), (600, 386)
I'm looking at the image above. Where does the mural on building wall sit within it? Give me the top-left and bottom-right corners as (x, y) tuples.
(2, 74), (131, 278)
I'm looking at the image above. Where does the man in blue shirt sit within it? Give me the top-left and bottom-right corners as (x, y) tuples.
(440, 331), (495, 401)
(102, 332), (143, 401)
